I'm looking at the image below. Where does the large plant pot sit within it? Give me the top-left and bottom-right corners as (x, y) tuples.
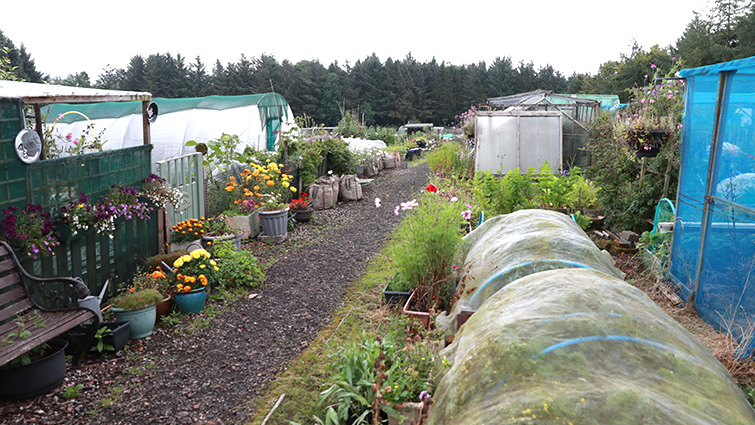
(0, 339), (68, 400)
(291, 208), (314, 223)
(111, 305), (157, 339)
(259, 207), (289, 236)
(170, 238), (202, 253)
(201, 233), (241, 252)
(174, 287), (206, 314)
(64, 321), (131, 355)
(155, 297), (173, 319)
(228, 212), (260, 239)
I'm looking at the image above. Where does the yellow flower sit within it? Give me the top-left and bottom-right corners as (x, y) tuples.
(290, 187), (297, 192)
(190, 250), (202, 259)
(173, 258), (184, 268)
(282, 181), (290, 188)
(210, 260), (217, 266)
(214, 266), (219, 271)
(181, 255), (192, 262)
(200, 264), (206, 269)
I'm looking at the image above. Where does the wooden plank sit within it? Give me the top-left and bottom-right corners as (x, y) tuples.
(0, 272), (21, 291)
(0, 286), (26, 306)
(0, 258), (15, 273)
(0, 299), (32, 327)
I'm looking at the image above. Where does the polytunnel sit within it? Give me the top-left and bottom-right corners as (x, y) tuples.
(429, 268), (755, 425)
(42, 93), (295, 164)
(440, 209), (623, 331)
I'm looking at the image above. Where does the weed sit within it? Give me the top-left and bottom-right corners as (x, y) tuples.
(61, 383), (84, 399)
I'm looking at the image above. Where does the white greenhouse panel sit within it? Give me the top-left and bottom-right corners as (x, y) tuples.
(474, 111), (562, 174)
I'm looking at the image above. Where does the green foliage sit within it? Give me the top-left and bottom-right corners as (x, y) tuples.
(110, 288), (163, 311)
(472, 163), (601, 218)
(89, 326), (115, 353)
(0, 312), (47, 368)
(160, 311), (182, 327)
(586, 91), (680, 231)
(213, 240), (265, 289)
(287, 138), (354, 189)
(315, 329), (436, 425)
(186, 133), (250, 173)
(391, 193), (464, 309)
(62, 383), (84, 399)
(426, 141), (473, 179)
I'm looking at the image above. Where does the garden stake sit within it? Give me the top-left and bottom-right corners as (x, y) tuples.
(261, 393), (286, 425)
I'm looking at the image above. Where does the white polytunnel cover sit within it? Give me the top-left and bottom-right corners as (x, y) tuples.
(439, 209), (623, 332)
(430, 268), (755, 425)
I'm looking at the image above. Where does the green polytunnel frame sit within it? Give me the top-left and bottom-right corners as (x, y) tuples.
(43, 92), (295, 166)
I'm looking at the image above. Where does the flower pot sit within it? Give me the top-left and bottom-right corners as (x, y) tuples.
(170, 238), (202, 253)
(101, 321), (130, 353)
(228, 212), (260, 239)
(259, 207), (289, 236)
(0, 339), (68, 400)
(383, 275), (412, 307)
(202, 233), (241, 252)
(402, 291), (431, 328)
(155, 297), (173, 319)
(111, 305), (157, 339)
(174, 287), (206, 314)
(291, 207), (314, 223)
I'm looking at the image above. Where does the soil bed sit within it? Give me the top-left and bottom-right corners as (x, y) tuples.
(0, 164), (430, 425)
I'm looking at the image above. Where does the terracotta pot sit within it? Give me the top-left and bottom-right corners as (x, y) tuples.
(402, 291), (431, 328)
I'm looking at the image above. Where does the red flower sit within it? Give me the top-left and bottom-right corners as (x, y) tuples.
(425, 183), (438, 193)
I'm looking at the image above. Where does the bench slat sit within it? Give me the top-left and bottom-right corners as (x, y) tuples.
(0, 258), (15, 274)
(0, 298), (33, 328)
(0, 309), (94, 365)
(0, 272), (21, 292)
(0, 286), (26, 307)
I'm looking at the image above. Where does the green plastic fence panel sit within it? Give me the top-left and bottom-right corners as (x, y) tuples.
(430, 268), (755, 425)
(0, 99), (28, 210)
(157, 152), (204, 225)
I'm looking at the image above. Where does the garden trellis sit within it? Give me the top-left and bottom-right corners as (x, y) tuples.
(670, 55), (755, 355)
(43, 93), (295, 167)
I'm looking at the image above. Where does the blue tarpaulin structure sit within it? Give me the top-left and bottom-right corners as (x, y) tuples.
(671, 55), (755, 355)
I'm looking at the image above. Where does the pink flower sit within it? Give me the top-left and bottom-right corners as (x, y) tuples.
(400, 199), (419, 210)
(650, 64), (657, 69)
(461, 209), (472, 220)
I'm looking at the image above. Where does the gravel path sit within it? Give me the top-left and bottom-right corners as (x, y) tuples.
(0, 163), (430, 425)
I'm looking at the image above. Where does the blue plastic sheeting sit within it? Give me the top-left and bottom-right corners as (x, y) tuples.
(672, 55), (755, 354)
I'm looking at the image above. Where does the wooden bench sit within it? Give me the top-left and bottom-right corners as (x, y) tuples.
(0, 241), (100, 366)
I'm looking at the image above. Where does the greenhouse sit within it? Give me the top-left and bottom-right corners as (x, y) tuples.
(670, 55), (755, 355)
(43, 93), (295, 164)
(480, 90), (614, 170)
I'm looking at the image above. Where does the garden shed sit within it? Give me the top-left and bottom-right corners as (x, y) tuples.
(670, 55), (755, 355)
(0, 80), (158, 296)
(43, 93), (295, 165)
(480, 90), (610, 171)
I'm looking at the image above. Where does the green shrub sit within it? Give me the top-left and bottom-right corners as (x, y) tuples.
(287, 138), (355, 189)
(213, 241), (265, 289)
(391, 193), (464, 309)
(427, 141), (473, 179)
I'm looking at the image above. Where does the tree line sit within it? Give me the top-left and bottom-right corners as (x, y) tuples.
(2, 0), (754, 127)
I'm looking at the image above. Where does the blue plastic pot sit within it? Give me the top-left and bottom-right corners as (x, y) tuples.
(111, 305), (157, 339)
(174, 287), (206, 314)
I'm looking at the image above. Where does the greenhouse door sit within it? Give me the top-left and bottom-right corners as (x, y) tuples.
(266, 118), (280, 151)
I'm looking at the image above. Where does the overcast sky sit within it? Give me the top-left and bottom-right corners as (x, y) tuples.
(2, 0), (712, 81)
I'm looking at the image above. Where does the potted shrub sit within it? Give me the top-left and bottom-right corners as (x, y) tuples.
(170, 247), (219, 314)
(201, 215), (242, 252)
(222, 170), (261, 238)
(383, 273), (412, 307)
(0, 204), (58, 259)
(243, 161), (296, 236)
(110, 287), (163, 339)
(290, 192), (314, 223)
(56, 193), (98, 242)
(132, 269), (174, 319)
(170, 217), (207, 252)
(391, 193), (465, 326)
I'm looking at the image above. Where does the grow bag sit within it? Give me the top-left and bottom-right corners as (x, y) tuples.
(429, 268), (755, 425)
(440, 210), (622, 331)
